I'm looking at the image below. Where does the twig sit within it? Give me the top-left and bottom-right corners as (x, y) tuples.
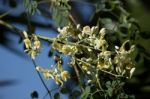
(73, 63), (84, 92)
(0, 19), (52, 99)
(91, 89), (103, 96)
(75, 58), (123, 77)
(95, 70), (103, 91)
(32, 60), (52, 99)
(37, 35), (54, 42)
(69, 14), (78, 26)
(37, 35), (102, 52)
(43, 86), (60, 99)
(0, 19), (25, 39)
(0, 9), (14, 18)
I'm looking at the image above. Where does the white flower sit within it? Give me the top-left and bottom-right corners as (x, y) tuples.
(23, 38), (31, 49)
(61, 71), (70, 81)
(99, 28), (106, 35)
(87, 80), (92, 84)
(23, 31), (28, 38)
(77, 24), (80, 29)
(130, 68), (135, 78)
(82, 26), (91, 34)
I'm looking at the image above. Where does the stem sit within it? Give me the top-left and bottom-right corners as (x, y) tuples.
(91, 89), (103, 96)
(0, 20), (25, 39)
(96, 77), (103, 90)
(75, 58), (123, 77)
(43, 86), (60, 99)
(37, 35), (102, 52)
(32, 59), (53, 99)
(69, 14), (78, 26)
(37, 35), (54, 42)
(0, 19), (53, 99)
(95, 71), (103, 91)
(0, 9), (14, 18)
(72, 60), (84, 92)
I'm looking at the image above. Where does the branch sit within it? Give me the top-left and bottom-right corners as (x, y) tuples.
(72, 61), (84, 92)
(0, 19), (52, 99)
(32, 59), (52, 99)
(37, 35), (102, 52)
(75, 58), (123, 78)
(0, 19), (25, 39)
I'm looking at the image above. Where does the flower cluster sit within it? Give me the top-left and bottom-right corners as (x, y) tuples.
(53, 25), (136, 79)
(23, 31), (41, 59)
(52, 39), (78, 55)
(114, 41), (135, 78)
(35, 24), (136, 87)
(36, 61), (70, 86)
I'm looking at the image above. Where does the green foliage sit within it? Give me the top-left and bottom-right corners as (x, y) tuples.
(80, 86), (91, 99)
(92, 0), (139, 46)
(24, 0), (40, 15)
(104, 80), (124, 98)
(50, 0), (71, 26)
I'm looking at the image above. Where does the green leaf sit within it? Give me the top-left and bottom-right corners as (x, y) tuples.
(106, 81), (111, 88)
(90, 96), (93, 99)
(23, 0), (38, 15)
(96, 3), (105, 13)
(80, 86), (91, 99)
(107, 88), (113, 97)
(129, 95), (135, 99)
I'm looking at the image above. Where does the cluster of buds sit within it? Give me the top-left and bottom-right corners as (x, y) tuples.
(36, 61), (70, 86)
(55, 25), (136, 79)
(29, 24), (136, 88)
(23, 31), (41, 59)
(114, 40), (135, 78)
(52, 39), (78, 55)
(78, 26), (108, 51)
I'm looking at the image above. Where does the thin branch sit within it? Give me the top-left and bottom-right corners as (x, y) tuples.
(37, 35), (102, 52)
(0, 19), (25, 39)
(72, 59), (84, 92)
(31, 59), (52, 99)
(43, 86), (60, 99)
(0, 19), (52, 99)
(95, 70), (103, 91)
(91, 89), (103, 96)
(37, 35), (54, 42)
(75, 58), (123, 78)
(69, 14), (78, 26)
(0, 9), (14, 18)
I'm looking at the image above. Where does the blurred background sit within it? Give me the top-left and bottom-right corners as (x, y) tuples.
(0, 0), (150, 99)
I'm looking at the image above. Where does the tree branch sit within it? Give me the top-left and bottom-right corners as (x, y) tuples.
(0, 19), (52, 99)
(32, 59), (52, 99)
(0, 19), (25, 39)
